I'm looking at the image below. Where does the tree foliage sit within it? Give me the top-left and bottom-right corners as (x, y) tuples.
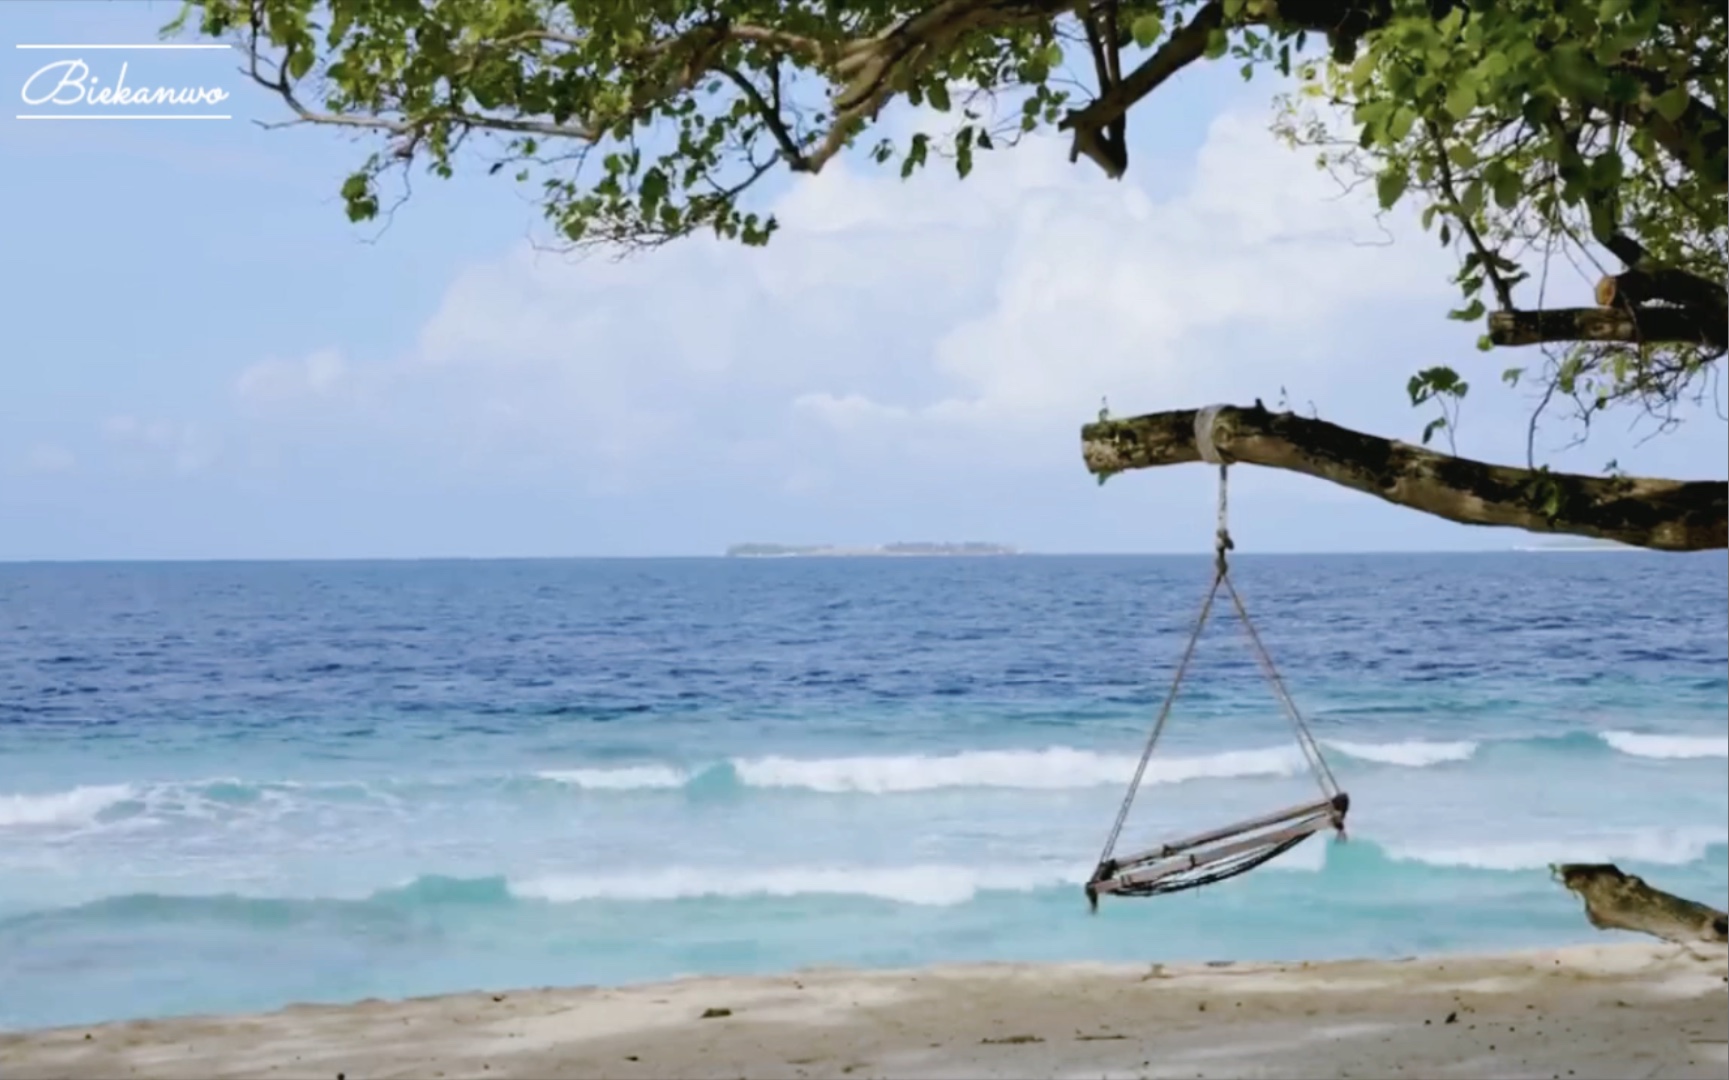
(171, 0), (1725, 451)
(1274, 0), (1724, 451)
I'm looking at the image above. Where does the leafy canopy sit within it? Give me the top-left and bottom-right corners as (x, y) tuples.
(172, 0), (1726, 448)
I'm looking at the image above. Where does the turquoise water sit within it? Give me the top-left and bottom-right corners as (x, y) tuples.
(1, 553), (1724, 1030)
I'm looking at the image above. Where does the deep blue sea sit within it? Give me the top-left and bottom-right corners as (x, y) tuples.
(1, 553), (1724, 1031)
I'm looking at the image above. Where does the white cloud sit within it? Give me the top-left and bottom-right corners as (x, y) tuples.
(790, 111), (1439, 443)
(19, 442), (77, 474)
(103, 415), (216, 474)
(235, 348), (349, 404)
(233, 108), (1454, 494)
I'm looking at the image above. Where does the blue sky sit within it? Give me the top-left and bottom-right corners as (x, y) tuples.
(2, 1), (1723, 560)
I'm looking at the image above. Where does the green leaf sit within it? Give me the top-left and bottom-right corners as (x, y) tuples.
(1376, 168), (1409, 210)
(1487, 163), (1522, 209)
(1652, 85), (1690, 122)
(1387, 105), (1417, 141)
(1444, 79), (1478, 120)
(927, 82), (951, 112)
(1460, 178), (1484, 216)
(1204, 28), (1229, 60)
(1421, 417), (1448, 445)
(1420, 366), (1465, 397)
(899, 132), (929, 179)
(286, 46), (314, 80)
(1347, 51), (1377, 91)
(1130, 13), (1164, 48)
(1447, 143), (1478, 169)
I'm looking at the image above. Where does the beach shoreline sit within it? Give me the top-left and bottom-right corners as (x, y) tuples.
(3, 942), (1724, 1080)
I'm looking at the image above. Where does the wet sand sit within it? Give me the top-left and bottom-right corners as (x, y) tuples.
(3, 942), (1725, 1079)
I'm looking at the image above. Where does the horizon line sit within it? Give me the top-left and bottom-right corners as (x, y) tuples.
(0, 548), (1673, 566)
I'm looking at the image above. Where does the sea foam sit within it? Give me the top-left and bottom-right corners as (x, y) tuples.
(536, 765), (689, 790)
(509, 862), (1088, 906)
(1323, 739), (1478, 767)
(539, 740), (1474, 796)
(0, 784), (134, 829)
(1389, 827), (1729, 871)
(1599, 731), (1728, 760)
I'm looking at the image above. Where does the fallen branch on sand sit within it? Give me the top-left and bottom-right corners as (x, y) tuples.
(1553, 863), (1729, 945)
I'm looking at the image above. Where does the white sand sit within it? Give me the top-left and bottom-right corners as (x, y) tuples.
(3, 943), (1724, 1079)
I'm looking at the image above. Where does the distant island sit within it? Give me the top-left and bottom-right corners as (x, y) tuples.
(725, 542), (1019, 558)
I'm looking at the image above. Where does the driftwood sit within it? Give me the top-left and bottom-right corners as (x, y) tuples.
(1552, 863), (1729, 945)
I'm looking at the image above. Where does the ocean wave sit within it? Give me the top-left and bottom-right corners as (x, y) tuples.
(729, 746), (1308, 793)
(535, 765), (688, 790)
(541, 740), (1480, 796)
(1323, 739), (1478, 767)
(9, 726), (1720, 828)
(1387, 827), (1729, 872)
(511, 863), (1089, 906)
(0, 777), (395, 833)
(7, 834), (1723, 927)
(0, 784), (135, 829)
(1599, 730), (1728, 760)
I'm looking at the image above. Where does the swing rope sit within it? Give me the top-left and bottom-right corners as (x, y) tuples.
(1093, 407), (1342, 877)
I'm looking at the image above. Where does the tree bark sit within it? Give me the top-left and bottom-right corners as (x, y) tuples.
(1553, 864), (1729, 946)
(1487, 306), (1726, 348)
(1079, 404), (1728, 552)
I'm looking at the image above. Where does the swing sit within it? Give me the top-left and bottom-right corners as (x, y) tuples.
(1086, 407), (1350, 910)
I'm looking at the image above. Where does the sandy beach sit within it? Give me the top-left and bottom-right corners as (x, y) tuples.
(3, 942), (1724, 1080)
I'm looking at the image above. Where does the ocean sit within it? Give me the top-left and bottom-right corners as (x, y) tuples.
(1, 553), (1724, 1031)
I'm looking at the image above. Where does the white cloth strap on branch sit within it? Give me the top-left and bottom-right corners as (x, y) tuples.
(1193, 405), (1227, 465)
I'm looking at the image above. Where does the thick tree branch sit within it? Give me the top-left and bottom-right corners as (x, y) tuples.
(1080, 404), (1727, 551)
(1488, 306), (1728, 349)
(1596, 269), (1729, 333)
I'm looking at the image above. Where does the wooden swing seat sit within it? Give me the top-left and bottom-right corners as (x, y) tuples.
(1086, 792), (1349, 908)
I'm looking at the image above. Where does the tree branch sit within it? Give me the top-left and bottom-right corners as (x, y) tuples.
(714, 65), (810, 168)
(1080, 404), (1728, 551)
(1488, 306), (1728, 349)
(1595, 270), (1729, 339)
(1427, 118), (1515, 310)
(1059, 1), (1222, 178)
(1553, 863), (1729, 945)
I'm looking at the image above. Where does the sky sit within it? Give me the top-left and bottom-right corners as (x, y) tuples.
(2, 2), (1724, 560)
